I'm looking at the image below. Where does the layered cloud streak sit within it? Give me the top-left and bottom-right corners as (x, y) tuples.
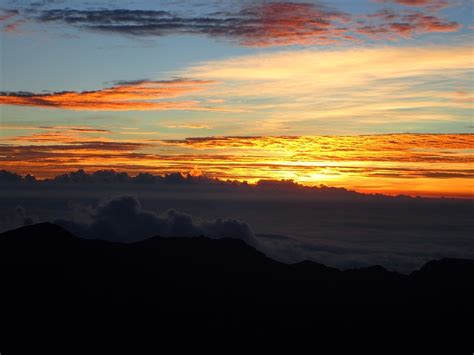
(3, 1), (464, 46)
(1, 131), (472, 197)
(0, 79), (221, 111)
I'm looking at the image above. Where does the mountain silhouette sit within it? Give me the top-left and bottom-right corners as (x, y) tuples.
(0, 223), (473, 348)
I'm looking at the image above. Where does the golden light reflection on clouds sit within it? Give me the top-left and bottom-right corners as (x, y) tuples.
(182, 45), (473, 132)
(1, 130), (472, 198)
(0, 79), (226, 111)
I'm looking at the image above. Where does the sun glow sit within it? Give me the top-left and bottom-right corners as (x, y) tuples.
(1, 132), (472, 198)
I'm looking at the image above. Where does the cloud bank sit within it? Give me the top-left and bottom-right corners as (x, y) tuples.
(54, 196), (256, 247)
(0, 188), (472, 273)
(1, 133), (473, 197)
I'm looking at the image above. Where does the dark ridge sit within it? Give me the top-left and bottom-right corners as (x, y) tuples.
(0, 223), (472, 345)
(0, 221), (74, 242)
(411, 257), (474, 284)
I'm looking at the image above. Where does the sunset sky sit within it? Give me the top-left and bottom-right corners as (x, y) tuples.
(1, 0), (473, 197)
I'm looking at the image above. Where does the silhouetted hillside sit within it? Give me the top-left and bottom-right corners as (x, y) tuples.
(0, 223), (473, 348)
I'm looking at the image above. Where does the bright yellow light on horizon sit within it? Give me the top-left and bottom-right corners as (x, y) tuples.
(2, 133), (472, 198)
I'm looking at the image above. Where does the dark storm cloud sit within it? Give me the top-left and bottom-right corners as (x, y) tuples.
(55, 195), (257, 246)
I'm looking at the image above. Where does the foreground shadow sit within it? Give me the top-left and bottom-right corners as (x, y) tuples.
(0, 223), (473, 348)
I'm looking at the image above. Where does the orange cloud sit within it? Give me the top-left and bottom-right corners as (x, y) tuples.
(30, 4), (352, 47)
(183, 45), (472, 130)
(358, 10), (460, 39)
(0, 125), (111, 133)
(9, 132), (106, 144)
(26, 2), (461, 47)
(165, 124), (212, 130)
(374, 0), (450, 10)
(236, 2), (352, 47)
(162, 134), (474, 163)
(1, 134), (472, 197)
(0, 79), (218, 111)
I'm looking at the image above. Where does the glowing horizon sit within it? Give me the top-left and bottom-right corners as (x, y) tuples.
(1, 1), (473, 198)
(1, 132), (472, 198)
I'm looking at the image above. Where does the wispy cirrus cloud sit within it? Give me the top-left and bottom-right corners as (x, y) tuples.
(181, 45), (473, 132)
(165, 123), (212, 130)
(8, 131), (108, 144)
(0, 79), (226, 111)
(374, 0), (450, 10)
(0, 124), (111, 134)
(1, 45), (470, 129)
(162, 134), (474, 163)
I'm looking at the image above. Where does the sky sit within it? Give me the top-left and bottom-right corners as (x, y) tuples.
(0, 0), (473, 197)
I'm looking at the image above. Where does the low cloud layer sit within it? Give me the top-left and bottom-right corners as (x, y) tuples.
(56, 196), (257, 246)
(0, 205), (36, 232)
(0, 173), (472, 272)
